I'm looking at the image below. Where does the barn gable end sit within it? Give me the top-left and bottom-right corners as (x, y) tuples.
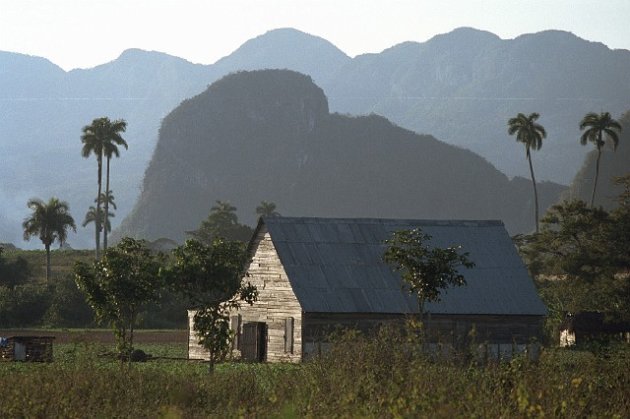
(188, 225), (303, 362)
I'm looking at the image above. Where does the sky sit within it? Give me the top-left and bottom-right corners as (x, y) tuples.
(1, 0), (629, 71)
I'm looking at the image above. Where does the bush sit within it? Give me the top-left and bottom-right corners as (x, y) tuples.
(0, 283), (51, 327)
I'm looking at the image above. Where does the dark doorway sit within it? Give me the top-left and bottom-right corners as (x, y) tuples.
(241, 322), (267, 362)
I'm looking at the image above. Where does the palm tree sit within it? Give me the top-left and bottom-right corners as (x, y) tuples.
(102, 128), (127, 250)
(23, 197), (76, 282)
(508, 113), (547, 233)
(98, 189), (121, 250)
(579, 112), (622, 207)
(82, 205), (114, 235)
(255, 201), (280, 218)
(81, 117), (127, 258)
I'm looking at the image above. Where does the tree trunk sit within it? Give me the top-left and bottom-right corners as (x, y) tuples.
(591, 146), (602, 208)
(45, 244), (51, 283)
(104, 157), (110, 250)
(95, 155), (102, 259)
(528, 153), (540, 234)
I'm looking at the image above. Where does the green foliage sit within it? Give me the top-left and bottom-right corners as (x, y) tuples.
(1, 331), (628, 417)
(528, 200), (612, 280)
(579, 111), (623, 207)
(166, 239), (257, 370)
(518, 182), (630, 334)
(82, 205), (114, 233)
(80, 116), (127, 256)
(383, 228), (474, 313)
(508, 112), (547, 233)
(0, 283), (50, 327)
(0, 246), (30, 288)
(187, 200), (253, 244)
(255, 201), (280, 218)
(44, 276), (95, 327)
(74, 238), (164, 354)
(22, 197), (76, 282)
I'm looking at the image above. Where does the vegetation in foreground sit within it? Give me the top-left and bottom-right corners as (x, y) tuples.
(1, 328), (628, 418)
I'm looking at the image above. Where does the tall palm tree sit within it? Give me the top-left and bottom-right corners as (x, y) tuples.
(81, 117), (127, 258)
(23, 197), (76, 282)
(102, 129), (127, 250)
(579, 112), (622, 207)
(508, 113), (547, 233)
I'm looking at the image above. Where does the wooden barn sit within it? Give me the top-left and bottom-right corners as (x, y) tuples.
(188, 217), (547, 362)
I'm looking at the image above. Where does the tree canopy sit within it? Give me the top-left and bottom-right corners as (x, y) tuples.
(74, 237), (164, 356)
(22, 197), (76, 282)
(383, 228), (474, 314)
(165, 238), (257, 370)
(517, 176), (630, 325)
(508, 112), (547, 233)
(187, 200), (253, 244)
(579, 112), (623, 207)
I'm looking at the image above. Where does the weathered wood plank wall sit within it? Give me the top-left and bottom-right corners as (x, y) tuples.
(188, 226), (303, 362)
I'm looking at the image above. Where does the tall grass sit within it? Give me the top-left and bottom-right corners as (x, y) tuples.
(1, 328), (628, 418)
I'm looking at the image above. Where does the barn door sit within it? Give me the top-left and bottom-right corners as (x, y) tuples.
(241, 322), (267, 362)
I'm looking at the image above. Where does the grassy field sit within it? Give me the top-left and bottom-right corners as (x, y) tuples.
(1, 329), (628, 418)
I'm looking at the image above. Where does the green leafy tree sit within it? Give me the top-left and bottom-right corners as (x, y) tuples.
(81, 117), (127, 258)
(383, 228), (474, 315)
(579, 112), (622, 207)
(74, 237), (164, 356)
(255, 201), (280, 218)
(22, 197), (76, 282)
(531, 200), (611, 281)
(0, 247), (30, 288)
(517, 182), (630, 326)
(188, 200), (253, 243)
(508, 112), (547, 233)
(166, 239), (257, 371)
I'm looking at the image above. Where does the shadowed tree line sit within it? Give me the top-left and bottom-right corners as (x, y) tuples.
(515, 175), (630, 338)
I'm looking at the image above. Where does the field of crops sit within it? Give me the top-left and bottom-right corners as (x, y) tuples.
(1, 328), (628, 418)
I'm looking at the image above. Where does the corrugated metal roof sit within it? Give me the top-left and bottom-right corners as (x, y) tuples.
(257, 217), (547, 316)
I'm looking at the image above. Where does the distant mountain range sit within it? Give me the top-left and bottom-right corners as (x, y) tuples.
(114, 70), (565, 241)
(1, 27), (629, 247)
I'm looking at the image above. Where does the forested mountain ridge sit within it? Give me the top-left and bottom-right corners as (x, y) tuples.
(2, 27), (628, 246)
(115, 70), (565, 242)
(325, 28), (630, 183)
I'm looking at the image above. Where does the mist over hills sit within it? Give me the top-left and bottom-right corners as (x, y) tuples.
(115, 70), (565, 242)
(1, 27), (628, 247)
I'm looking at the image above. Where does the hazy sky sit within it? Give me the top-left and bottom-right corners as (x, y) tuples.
(2, 0), (629, 71)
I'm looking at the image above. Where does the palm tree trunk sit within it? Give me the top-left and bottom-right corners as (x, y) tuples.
(591, 148), (602, 208)
(104, 157), (110, 250)
(96, 155), (102, 259)
(528, 154), (540, 233)
(45, 244), (51, 283)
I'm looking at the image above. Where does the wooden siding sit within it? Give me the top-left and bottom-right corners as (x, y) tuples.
(302, 312), (544, 358)
(188, 226), (303, 362)
(187, 310), (208, 360)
